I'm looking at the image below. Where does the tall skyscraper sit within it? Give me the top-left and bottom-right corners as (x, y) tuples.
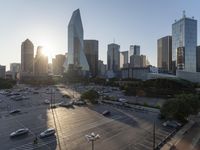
(120, 51), (128, 68)
(64, 9), (89, 72)
(34, 46), (48, 76)
(107, 43), (120, 72)
(21, 39), (34, 75)
(172, 12), (197, 72)
(84, 40), (98, 77)
(197, 46), (200, 72)
(52, 54), (66, 75)
(157, 36), (172, 71)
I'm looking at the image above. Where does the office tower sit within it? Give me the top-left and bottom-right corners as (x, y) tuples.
(34, 46), (48, 76)
(21, 39), (34, 74)
(107, 43), (120, 72)
(129, 45), (140, 62)
(157, 36), (172, 71)
(64, 9), (89, 72)
(172, 12), (197, 72)
(84, 40), (98, 77)
(98, 60), (106, 76)
(197, 46), (200, 72)
(0, 65), (6, 79)
(120, 51), (128, 68)
(130, 55), (141, 67)
(140, 55), (147, 67)
(52, 54), (66, 75)
(10, 63), (20, 80)
(176, 47), (185, 70)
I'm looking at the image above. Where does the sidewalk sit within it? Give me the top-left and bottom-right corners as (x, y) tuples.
(161, 119), (195, 150)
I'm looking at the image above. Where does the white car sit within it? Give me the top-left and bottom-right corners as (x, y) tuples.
(44, 99), (50, 104)
(10, 128), (29, 137)
(39, 128), (55, 138)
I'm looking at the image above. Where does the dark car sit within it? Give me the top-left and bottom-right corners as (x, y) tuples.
(9, 109), (21, 114)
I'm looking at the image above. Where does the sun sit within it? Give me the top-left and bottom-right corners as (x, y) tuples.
(41, 46), (55, 62)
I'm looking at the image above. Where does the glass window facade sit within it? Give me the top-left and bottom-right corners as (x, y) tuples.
(172, 17), (197, 72)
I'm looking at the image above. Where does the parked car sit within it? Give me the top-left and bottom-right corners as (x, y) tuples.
(102, 110), (111, 116)
(162, 120), (182, 128)
(39, 128), (55, 138)
(44, 99), (50, 104)
(10, 128), (29, 137)
(9, 109), (21, 114)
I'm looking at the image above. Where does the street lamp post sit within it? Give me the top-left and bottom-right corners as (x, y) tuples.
(85, 132), (100, 150)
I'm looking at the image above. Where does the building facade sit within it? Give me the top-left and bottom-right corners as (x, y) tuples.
(0, 65), (6, 79)
(140, 55), (147, 67)
(64, 9), (89, 72)
(107, 43), (120, 72)
(172, 12), (197, 72)
(129, 45), (140, 62)
(21, 39), (34, 75)
(120, 51), (128, 68)
(34, 46), (48, 76)
(10, 63), (20, 80)
(52, 54), (66, 75)
(84, 40), (98, 77)
(130, 55), (141, 68)
(197, 46), (200, 72)
(98, 60), (106, 77)
(157, 36), (172, 71)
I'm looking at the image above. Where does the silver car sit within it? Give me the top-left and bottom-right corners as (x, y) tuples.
(39, 128), (55, 138)
(10, 128), (29, 137)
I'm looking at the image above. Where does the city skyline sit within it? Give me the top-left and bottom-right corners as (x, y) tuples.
(1, 0), (200, 70)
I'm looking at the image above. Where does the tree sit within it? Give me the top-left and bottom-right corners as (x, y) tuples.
(160, 94), (200, 122)
(81, 90), (99, 104)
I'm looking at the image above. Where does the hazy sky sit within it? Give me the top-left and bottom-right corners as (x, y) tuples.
(0, 0), (199, 70)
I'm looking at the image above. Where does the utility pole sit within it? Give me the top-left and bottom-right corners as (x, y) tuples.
(153, 121), (156, 150)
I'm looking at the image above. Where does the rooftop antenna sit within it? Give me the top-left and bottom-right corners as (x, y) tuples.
(183, 10), (186, 18)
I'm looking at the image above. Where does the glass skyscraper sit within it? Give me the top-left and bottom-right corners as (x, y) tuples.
(64, 9), (89, 72)
(172, 12), (197, 72)
(107, 43), (120, 72)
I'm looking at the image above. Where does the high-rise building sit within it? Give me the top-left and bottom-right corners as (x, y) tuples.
(107, 43), (120, 72)
(172, 12), (197, 72)
(84, 40), (98, 77)
(64, 9), (89, 72)
(52, 54), (66, 75)
(196, 46), (200, 72)
(10, 63), (20, 80)
(129, 45), (140, 62)
(120, 51), (128, 68)
(0, 65), (6, 79)
(21, 39), (34, 75)
(130, 55), (141, 67)
(34, 46), (48, 76)
(157, 36), (172, 71)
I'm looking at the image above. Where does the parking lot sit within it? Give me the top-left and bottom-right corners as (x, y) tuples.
(0, 85), (175, 150)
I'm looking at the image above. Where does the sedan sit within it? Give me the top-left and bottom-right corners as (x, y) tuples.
(39, 128), (55, 138)
(10, 128), (29, 137)
(9, 109), (21, 114)
(102, 110), (111, 116)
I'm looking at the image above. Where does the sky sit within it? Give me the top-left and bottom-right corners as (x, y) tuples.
(0, 0), (200, 70)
